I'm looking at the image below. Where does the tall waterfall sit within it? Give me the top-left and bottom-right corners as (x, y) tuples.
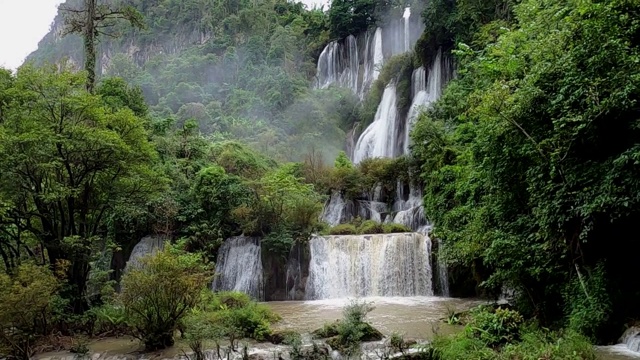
(212, 236), (264, 300)
(306, 233), (433, 299)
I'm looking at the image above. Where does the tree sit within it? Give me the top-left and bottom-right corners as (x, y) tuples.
(0, 65), (161, 312)
(119, 246), (212, 351)
(61, 0), (145, 93)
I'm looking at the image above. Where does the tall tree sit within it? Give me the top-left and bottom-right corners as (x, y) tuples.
(0, 65), (161, 311)
(61, 0), (144, 93)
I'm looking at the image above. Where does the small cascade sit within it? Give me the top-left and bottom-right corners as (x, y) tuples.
(620, 327), (640, 352)
(321, 190), (347, 226)
(125, 235), (165, 271)
(212, 236), (264, 300)
(353, 85), (399, 163)
(306, 233), (433, 299)
(437, 238), (450, 297)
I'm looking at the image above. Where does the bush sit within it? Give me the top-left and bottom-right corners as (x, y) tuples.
(210, 291), (251, 309)
(91, 304), (129, 336)
(329, 224), (358, 235)
(331, 300), (383, 355)
(194, 291), (280, 349)
(0, 263), (60, 360)
(358, 220), (385, 234)
(383, 223), (412, 233)
(468, 307), (523, 346)
(119, 247), (212, 351)
(563, 264), (611, 341)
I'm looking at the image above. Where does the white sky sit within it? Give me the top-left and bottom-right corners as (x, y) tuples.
(0, 0), (64, 70)
(0, 0), (328, 70)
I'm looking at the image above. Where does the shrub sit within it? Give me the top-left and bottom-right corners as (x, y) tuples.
(383, 223), (412, 233)
(0, 263), (60, 360)
(210, 291), (251, 309)
(467, 307), (523, 346)
(119, 247), (212, 351)
(329, 224), (358, 235)
(91, 304), (129, 336)
(334, 300), (383, 355)
(563, 264), (611, 341)
(198, 291), (280, 349)
(358, 220), (385, 234)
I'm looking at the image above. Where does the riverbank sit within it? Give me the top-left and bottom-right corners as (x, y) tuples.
(34, 297), (640, 360)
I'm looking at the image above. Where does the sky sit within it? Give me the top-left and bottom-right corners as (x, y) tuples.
(0, 0), (64, 70)
(0, 0), (329, 70)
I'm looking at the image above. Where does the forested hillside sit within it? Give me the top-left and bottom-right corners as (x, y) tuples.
(27, 0), (366, 161)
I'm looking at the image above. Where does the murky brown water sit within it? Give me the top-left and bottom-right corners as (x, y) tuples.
(266, 296), (640, 360)
(266, 296), (485, 339)
(35, 296), (640, 359)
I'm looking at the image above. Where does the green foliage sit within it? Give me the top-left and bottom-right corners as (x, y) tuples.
(467, 307), (523, 346)
(357, 220), (385, 234)
(334, 151), (353, 169)
(0, 263), (60, 360)
(119, 246), (212, 351)
(190, 291), (280, 349)
(430, 327), (595, 360)
(382, 223), (412, 233)
(90, 304), (129, 336)
(413, 0), (640, 334)
(329, 300), (382, 356)
(0, 65), (161, 311)
(328, 224), (358, 235)
(234, 165), (324, 238)
(564, 265), (611, 341)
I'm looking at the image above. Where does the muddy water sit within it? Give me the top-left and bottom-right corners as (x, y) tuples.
(35, 296), (639, 360)
(267, 297), (640, 360)
(266, 296), (485, 339)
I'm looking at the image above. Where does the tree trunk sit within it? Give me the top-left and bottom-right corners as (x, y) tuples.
(84, 0), (97, 93)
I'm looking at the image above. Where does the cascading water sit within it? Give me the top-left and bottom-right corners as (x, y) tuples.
(620, 327), (640, 352)
(403, 7), (411, 52)
(353, 85), (399, 163)
(437, 238), (451, 297)
(212, 236), (264, 300)
(404, 50), (444, 154)
(125, 235), (165, 271)
(306, 233), (433, 299)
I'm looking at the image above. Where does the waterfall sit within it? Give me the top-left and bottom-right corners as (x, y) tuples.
(125, 235), (165, 271)
(212, 236), (264, 300)
(306, 233), (433, 299)
(315, 35), (359, 93)
(403, 7), (411, 52)
(353, 85), (399, 163)
(620, 327), (640, 352)
(404, 51), (444, 154)
(437, 238), (450, 297)
(314, 7), (424, 97)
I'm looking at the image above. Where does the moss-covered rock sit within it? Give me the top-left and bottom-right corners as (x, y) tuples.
(312, 321), (341, 338)
(360, 322), (384, 342)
